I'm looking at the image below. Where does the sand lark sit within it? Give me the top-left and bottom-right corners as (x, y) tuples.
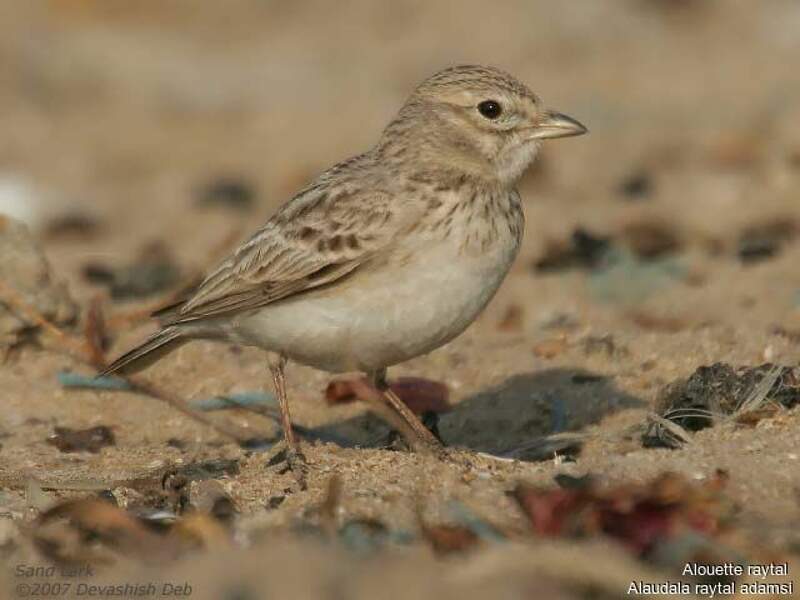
(103, 65), (586, 470)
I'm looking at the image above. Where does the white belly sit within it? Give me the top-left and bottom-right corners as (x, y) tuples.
(229, 228), (520, 373)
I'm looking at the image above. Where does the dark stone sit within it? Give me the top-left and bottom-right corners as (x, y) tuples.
(618, 170), (653, 200)
(195, 178), (256, 211)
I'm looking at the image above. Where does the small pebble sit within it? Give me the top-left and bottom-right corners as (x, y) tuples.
(617, 170), (653, 200)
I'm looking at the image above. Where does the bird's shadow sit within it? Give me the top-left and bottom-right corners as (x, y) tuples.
(310, 368), (645, 461)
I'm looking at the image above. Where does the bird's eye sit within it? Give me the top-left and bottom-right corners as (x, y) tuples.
(477, 100), (502, 119)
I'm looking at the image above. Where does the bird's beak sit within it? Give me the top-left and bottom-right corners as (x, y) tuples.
(529, 110), (588, 140)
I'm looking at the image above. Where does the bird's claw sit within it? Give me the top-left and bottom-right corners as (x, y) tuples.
(267, 443), (308, 490)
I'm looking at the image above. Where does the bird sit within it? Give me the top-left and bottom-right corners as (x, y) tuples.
(102, 64), (587, 475)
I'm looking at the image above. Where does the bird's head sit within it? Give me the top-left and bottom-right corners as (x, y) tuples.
(382, 65), (587, 187)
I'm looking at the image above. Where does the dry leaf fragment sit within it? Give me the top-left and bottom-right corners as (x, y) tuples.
(513, 472), (731, 557)
(47, 426), (115, 453)
(325, 377), (450, 414)
(34, 499), (175, 565)
(84, 295), (110, 369)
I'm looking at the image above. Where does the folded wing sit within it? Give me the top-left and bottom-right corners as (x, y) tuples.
(162, 184), (410, 323)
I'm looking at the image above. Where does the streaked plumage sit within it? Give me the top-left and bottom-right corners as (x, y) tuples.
(103, 65), (587, 463)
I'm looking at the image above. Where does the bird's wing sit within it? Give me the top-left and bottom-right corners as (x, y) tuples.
(163, 184), (412, 323)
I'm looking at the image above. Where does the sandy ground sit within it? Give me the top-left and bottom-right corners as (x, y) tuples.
(2, 1), (800, 598)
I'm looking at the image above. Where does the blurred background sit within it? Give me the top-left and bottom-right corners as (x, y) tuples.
(2, 2), (800, 597)
(2, 0), (798, 280)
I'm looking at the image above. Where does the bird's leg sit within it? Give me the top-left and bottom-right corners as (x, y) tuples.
(270, 354), (296, 448)
(268, 354), (307, 485)
(369, 368), (442, 453)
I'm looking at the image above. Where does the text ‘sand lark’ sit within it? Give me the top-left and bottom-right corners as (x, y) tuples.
(104, 65), (587, 474)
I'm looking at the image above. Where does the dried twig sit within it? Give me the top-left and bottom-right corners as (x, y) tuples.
(643, 412), (693, 449)
(0, 280), (256, 444)
(319, 475), (342, 534)
(735, 364), (783, 417)
(0, 279), (91, 361)
(84, 295), (109, 369)
(127, 377), (253, 442)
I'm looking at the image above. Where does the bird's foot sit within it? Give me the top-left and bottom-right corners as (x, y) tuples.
(385, 410), (444, 453)
(266, 442), (308, 491)
(413, 432), (446, 456)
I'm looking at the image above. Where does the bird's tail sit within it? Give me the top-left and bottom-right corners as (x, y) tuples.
(100, 326), (187, 377)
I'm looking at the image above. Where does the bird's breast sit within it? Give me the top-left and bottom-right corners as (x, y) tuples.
(233, 190), (523, 373)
